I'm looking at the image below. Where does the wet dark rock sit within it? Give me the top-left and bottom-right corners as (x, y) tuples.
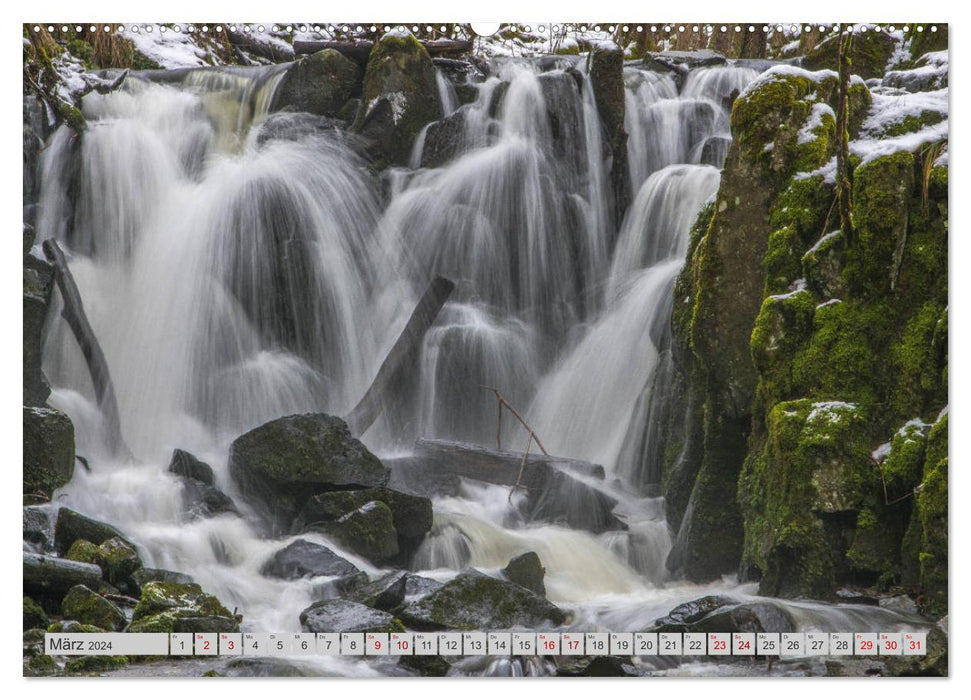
(61, 584), (127, 632)
(501, 552), (546, 597)
(24, 552), (103, 609)
(589, 42), (631, 222)
(699, 134), (732, 168)
(345, 571), (408, 611)
(54, 507), (132, 555)
(168, 449), (214, 485)
(557, 656), (641, 676)
(24, 407), (75, 501)
(688, 601), (795, 634)
(650, 595), (737, 632)
(404, 574), (445, 599)
(420, 106), (469, 169)
(260, 538), (362, 580)
(294, 487), (433, 563)
(270, 49), (362, 118)
(181, 478), (240, 520)
(228, 413), (389, 533)
(23, 292), (51, 407)
(23, 506), (54, 552)
(299, 598), (404, 634)
(386, 456), (462, 497)
(306, 500), (399, 565)
(256, 112), (342, 146)
(398, 569), (567, 630)
(398, 654), (451, 676)
(172, 616), (241, 633)
(825, 659), (888, 677)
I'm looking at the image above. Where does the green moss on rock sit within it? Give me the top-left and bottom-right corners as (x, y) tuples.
(96, 536), (142, 585)
(65, 538), (100, 565)
(917, 411), (947, 616)
(61, 584), (127, 631)
(64, 655), (128, 674)
(803, 31), (897, 80)
(130, 581), (237, 633)
(312, 500), (399, 565)
(23, 596), (48, 630)
(23, 406), (75, 500)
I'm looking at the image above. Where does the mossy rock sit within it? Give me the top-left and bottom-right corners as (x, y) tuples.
(96, 536), (141, 585)
(802, 230), (846, 299)
(906, 25), (948, 59)
(270, 49), (362, 118)
(739, 399), (875, 598)
(917, 412), (947, 616)
(398, 570), (567, 630)
(23, 596), (48, 630)
(64, 655), (128, 674)
(881, 420), (929, 493)
(48, 621), (105, 633)
(802, 31), (897, 79)
(65, 538), (100, 566)
(311, 500), (399, 565)
(54, 507), (132, 555)
(229, 413), (389, 532)
(130, 581), (237, 633)
(750, 288), (816, 404)
(353, 31), (443, 167)
(23, 406), (75, 500)
(61, 584), (127, 632)
(24, 654), (57, 676)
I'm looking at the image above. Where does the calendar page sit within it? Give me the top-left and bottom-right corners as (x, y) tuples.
(22, 17), (948, 679)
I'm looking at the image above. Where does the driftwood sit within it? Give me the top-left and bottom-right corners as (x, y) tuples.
(344, 276), (455, 435)
(410, 439), (626, 534)
(294, 38), (473, 60)
(42, 240), (131, 459)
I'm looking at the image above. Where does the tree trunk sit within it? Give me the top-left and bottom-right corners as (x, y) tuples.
(836, 28), (854, 245)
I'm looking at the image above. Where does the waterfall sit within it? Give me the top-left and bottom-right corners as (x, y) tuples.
(33, 56), (838, 657)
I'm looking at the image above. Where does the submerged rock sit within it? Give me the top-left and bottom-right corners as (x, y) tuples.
(61, 584), (126, 632)
(222, 657), (311, 677)
(270, 49), (362, 118)
(23, 407), (75, 501)
(260, 539), (362, 580)
(181, 478), (240, 520)
(398, 570), (567, 630)
(256, 112), (342, 146)
(228, 413), (389, 532)
(651, 595), (737, 632)
(168, 448), (214, 485)
(501, 552), (546, 597)
(299, 598), (404, 634)
(557, 656), (641, 677)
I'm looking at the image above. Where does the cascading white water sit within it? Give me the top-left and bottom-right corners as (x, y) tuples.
(32, 55), (926, 676)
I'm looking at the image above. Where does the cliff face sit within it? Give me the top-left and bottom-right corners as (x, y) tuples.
(663, 31), (948, 616)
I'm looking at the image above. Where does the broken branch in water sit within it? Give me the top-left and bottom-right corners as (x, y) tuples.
(480, 386), (548, 502)
(42, 239), (132, 461)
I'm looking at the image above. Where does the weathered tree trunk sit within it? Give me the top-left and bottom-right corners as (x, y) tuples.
(739, 25), (768, 59)
(836, 29), (854, 245)
(42, 239), (131, 459)
(24, 552), (103, 608)
(226, 29), (295, 63)
(344, 276), (454, 435)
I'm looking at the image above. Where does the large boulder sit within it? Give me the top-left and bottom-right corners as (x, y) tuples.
(270, 49), (362, 118)
(501, 552), (546, 597)
(419, 107), (468, 168)
(299, 598), (404, 634)
(353, 30), (444, 167)
(228, 413), (389, 532)
(129, 581), (238, 633)
(294, 487), (433, 563)
(650, 595), (737, 632)
(398, 570), (567, 630)
(23, 407), (75, 500)
(259, 539), (362, 581)
(61, 585), (126, 632)
(23, 552), (103, 609)
(23, 505), (54, 552)
(54, 507), (132, 555)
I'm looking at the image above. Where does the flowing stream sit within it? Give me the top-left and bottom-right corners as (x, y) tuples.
(32, 56), (926, 676)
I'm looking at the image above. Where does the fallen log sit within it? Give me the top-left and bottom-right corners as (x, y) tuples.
(294, 38), (473, 60)
(344, 276), (454, 436)
(409, 439), (627, 534)
(42, 240), (131, 460)
(226, 29), (296, 63)
(24, 552), (103, 609)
